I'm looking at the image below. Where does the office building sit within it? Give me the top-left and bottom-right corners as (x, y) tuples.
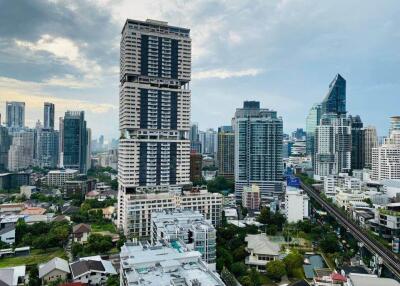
(118, 19), (192, 234)
(321, 74), (346, 115)
(119, 241), (225, 286)
(314, 115), (351, 178)
(7, 130), (35, 171)
(292, 128), (306, 140)
(190, 152), (202, 183)
(234, 101), (283, 201)
(151, 210), (217, 266)
(217, 126), (235, 179)
(61, 111), (90, 173)
(189, 123), (202, 153)
(364, 126), (378, 169)
(349, 115), (365, 170)
(35, 127), (59, 169)
(242, 184), (260, 211)
(6, 101), (25, 129)
(285, 187), (309, 223)
(306, 103), (322, 159)
(43, 102), (55, 130)
(0, 173), (30, 191)
(200, 128), (217, 156)
(0, 125), (11, 171)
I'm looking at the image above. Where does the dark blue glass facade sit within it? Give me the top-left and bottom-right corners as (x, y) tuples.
(321, 74), (346, 115)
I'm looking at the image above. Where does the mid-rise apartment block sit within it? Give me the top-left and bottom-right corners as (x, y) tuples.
(46, 169), (79, 187)
(285, 186), (309, 223)
(217, 126), (235, 179)
(242, 184), (260, 211)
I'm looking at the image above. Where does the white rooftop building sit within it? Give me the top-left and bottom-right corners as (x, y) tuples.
(120, 241), (225, 286)
(151, 210), (217, 267)
(244, 234), (280, 272)
(284, 186), (309, 223)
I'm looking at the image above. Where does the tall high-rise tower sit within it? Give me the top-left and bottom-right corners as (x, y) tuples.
(44, 102), (55, 130)
(321, 74), (346, 115)
(118, 19), (192, 233)
(233, 101), (283, 202)
(349, 115), (365, 170)
(364, 126), (378, 169)
(217, 126), (235, 180)
(305, 103), (322, 157)
(61, 111), (89, 173)
(6, 101), (25, 129)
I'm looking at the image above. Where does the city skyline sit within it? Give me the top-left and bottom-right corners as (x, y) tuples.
(1, 1), (400, 139)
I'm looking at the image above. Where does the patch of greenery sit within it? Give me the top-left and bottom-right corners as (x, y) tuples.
(0, 248), (66, 268)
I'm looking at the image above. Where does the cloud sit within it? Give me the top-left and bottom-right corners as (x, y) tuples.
(15, 34), (102, 79)
(192, 68), (263, 80)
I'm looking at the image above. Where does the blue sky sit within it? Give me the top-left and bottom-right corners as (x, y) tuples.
(0, 0), (399, 140)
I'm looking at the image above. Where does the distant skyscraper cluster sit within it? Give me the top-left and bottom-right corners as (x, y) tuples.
(0, 101), (91, 174)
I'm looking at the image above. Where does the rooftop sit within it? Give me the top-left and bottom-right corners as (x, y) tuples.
(245, 234), (280, 256)
(39, 257), (70, 278)
(120, 242), (224, 286)
(348, 273), (399, 286)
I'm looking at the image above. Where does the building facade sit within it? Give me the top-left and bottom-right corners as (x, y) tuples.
(321, 74), (346, 116)
(285, 186), (309, 223)
(61, 111), (90, 173)
(35, 127), (59, 169)
(349, 115), (365, 170)
(118, 19), (192, 235)
(314, 115), (351, 178)
(7, 130), (34, 171)
(0, 126), (11, 171)
(6, 101), (25, 129)
(364, 126), (378, 169)
(190, 152), (202, 183)
(234, 101), (283, 201)
(217, 126), (235, 179)
(43, 102), (55, 130)
(242, 184), (261, 211)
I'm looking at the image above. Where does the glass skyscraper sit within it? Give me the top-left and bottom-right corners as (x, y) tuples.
(6, 101), (25, 129)
(349, 115), (365, 170)
(305, 103), (321, 156)
(234, 101), (283, 201)
(44, 102), (55, 130)
(321, 74), (346, 115)
(61, 111), (89, 173)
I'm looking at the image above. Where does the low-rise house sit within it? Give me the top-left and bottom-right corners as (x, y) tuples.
(223, 208), (238, 220)
(244, 234), (280, 272)
(102, 206), (115, 220)
(20, 207), (46, 215)
(61, 205), (80, 215)
(0, 226), (15, 244)
(0, 265), (26, 286)
(52, 215), (71, 223)
(0, 204), (25, 215)
(24, 213), (54, 225)
(39, 257), (70, 284)
(313, 271), (347, 286)
(85, 190), (99, 200)
(70, 256), (116, 285)
(347, 273), (400, 286)
(72, 223), (91, 244)
(19, 186), (37, 199)
(98, 190), (117, 201)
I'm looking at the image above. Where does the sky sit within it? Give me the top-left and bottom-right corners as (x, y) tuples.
(0, 0), (399, 140)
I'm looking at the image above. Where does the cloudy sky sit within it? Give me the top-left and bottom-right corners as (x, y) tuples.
(1, 0), (399, 140)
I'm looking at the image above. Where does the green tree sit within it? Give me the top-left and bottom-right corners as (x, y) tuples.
(283, 251), (304, 277)
(320, 233), (340, 253)
(265, 260), (286, 281)
(28, 266), (41, 286)
(266, 224), (278, 235)
(230, 262), (248, 277)
(106, 275), (119, 286)
(257, 207), (271, 224)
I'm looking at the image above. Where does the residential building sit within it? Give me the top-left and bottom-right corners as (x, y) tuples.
(372, 129), (400, 181)
(6, 102), (25, 129)
(7, 130), (34, 171)
(234, 101), (283, 201)
(375, 203), (400, 240)
(242, 184), (260, 211)
(0, 125), (11, 171)
(20, 186), (37, 199)
(0, 226), (15, 244)
(306, 103), (322, 157)
(120, 188), (222, 238)
(0, 265), (26, 286)
(46, 169), (78, 187)
(61, 111), (90, 173)
(72, 223), (91, 244)
(43, 102), (55, 130)
(217, 126), (235, 179)
(291, 140), (306, 156)
(321, 74), (346, 116)
(118, 19), (192, 235)
(119, 241), (225, 286)
(292, 128), (306, 141)
(244, 234), (280, 272)
(314, 115), (351, 179)
(190, 152), (202, 183)
(390, 116), (400, 135)
(364, 126), (378, 169)
(64, 178), (96, 199)
(38, 257), (70, 284)
(70, 256), (116, 285)
(350, 115), (365, 170)
(200, 128), (218, 155)
(335, 191), (365, 210)
(0, 173), (30, 191)
(347, 273), (400, 286)
(285, 186), (309, 223)
(151, 210), (217, 266)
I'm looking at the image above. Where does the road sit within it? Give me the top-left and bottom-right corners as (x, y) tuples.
(300, 181), (400, 279)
